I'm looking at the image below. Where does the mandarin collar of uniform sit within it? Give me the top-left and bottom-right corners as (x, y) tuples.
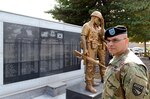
(109, 49), (129, 67)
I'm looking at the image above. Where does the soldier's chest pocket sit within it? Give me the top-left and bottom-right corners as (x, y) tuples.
(105, 72), (121, 96)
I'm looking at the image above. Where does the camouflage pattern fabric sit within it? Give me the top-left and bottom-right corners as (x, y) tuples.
(102, 49), (149, 99)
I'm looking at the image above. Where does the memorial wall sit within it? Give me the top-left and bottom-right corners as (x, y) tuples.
(0, 11), (84, 98)
(0, 11), (85, 99)
(4, 22), (81, 84)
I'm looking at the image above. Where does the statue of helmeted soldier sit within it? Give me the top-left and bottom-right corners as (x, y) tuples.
(81, 11), (106, 93)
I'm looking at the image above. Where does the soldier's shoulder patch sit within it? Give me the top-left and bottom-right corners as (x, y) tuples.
(132, 83), (144, 96)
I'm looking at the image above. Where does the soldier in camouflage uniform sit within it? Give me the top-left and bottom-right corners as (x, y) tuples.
(102, 25), (149, 99)
(81, 11), (105, 93)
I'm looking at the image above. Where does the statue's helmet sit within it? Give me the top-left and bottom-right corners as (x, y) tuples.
(91, 11), (102, 19)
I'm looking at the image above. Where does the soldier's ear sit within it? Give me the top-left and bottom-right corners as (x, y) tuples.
(125, 38), (129, 44)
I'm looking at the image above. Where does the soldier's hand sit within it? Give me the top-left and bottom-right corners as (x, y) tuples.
(84, 49), (89, 56)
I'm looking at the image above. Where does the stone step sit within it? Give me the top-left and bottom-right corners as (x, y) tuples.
(0, 87), (46, 99)
(1, 82), (67, 99)
(45, 82), (67, 97)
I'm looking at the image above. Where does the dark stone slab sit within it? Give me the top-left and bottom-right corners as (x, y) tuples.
(66, 82), (103, 99)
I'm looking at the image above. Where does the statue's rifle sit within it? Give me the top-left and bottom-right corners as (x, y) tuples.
(73, 50), (106, 69)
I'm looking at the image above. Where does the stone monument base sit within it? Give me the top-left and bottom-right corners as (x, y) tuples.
(66, 81), (103, 99)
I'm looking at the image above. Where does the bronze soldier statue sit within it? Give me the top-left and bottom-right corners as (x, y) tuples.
(81, 11), (106, 93)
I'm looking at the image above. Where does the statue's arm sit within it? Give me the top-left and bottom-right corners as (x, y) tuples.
(81, 24), (89, 55)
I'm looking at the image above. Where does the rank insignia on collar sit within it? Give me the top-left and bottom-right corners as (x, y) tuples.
(109, 28), (115, 35)
(132, 83), (144, 96)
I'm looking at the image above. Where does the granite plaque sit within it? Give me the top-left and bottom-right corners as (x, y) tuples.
(4, 22), (81, 84)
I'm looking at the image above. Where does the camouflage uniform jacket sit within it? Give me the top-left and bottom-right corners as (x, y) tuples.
(102, 49), (149, 99)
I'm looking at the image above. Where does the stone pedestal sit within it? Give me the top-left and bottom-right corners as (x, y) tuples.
(46, 82), (67, 97)
(66, 82), (103, 99)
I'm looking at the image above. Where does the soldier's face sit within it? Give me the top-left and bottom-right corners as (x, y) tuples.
(94, 17), (101, 26)
(106, 34), (128, 57)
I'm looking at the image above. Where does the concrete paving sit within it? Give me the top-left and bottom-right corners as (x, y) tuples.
(33, 93), (66, 99)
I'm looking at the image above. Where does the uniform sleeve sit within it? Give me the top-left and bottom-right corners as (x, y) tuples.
(81, 23), (89, 37)
(122, 63), (149, 99)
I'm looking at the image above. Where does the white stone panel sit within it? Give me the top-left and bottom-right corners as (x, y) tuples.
(0, 21), (3, 85)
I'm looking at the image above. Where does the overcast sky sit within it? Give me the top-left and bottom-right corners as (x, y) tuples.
(0, 0), (58, 21)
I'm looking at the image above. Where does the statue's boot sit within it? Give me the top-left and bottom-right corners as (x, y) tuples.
(86, 82), (97, 93)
